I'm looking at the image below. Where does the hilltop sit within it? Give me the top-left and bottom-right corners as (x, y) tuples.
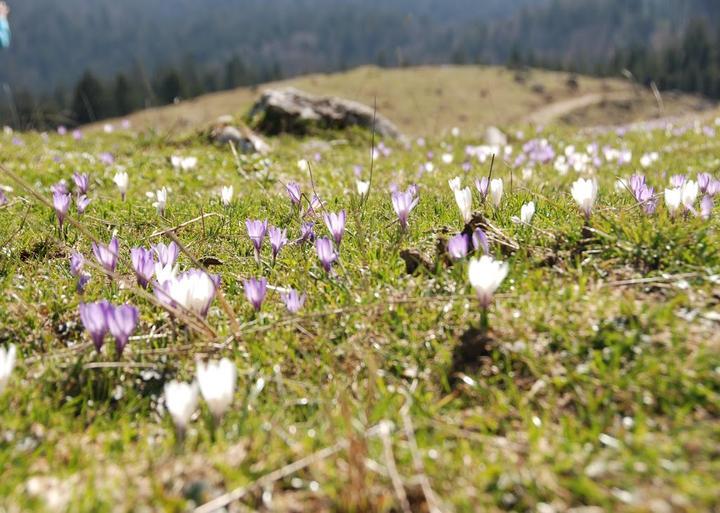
(93, 65), (715, 136)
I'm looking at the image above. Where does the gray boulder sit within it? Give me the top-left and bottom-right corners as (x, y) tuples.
(247, 87), (403, 139)
(209, 118), (270, 154)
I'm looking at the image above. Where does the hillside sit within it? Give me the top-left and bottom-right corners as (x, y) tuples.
(94, 66), (715, 136)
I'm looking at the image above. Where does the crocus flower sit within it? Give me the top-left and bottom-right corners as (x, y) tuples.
(107, 304), (139, 356)
(51, 180), (69, 195)
(489, 178), (503, 207)
(447, 234), (469, 260)
(681, 180), (699, 210)
(472, 228), (489, 255)
(513, 201), (535, 224)
(268, 226), (288, 262)
(0, 190), (7, 206)
(164, 381), (199, 432)
(196, 358), (237, 420)
(246, 219), (268, 261)
(131, 247), (155, 288)
(243, 277), (268, 312)
(57, 125), (67, 135)
(448, 176), (462, 193)
(391, 188), (419, 231)
(220, 185), (233, 206)
(0, 344), (16, 393)
(72, 129), (83, 140)
(53, 191), (72, 230)
(154, 269), (217, 318)
(92, 237), (119, 273)
(171, 156), (198, 171)
(707, 180), (720, 197)
(113, 171), (129, 200)
(324, 210), (346, 246)
(299, 222), (316, 243)
(79, 301), (111, 351)
(316, 237), (337, 273)
(281, 289), (306, 314)
(356, 180), (370, 197)
(475, 177), (489, 198)
(286, 182), (302, 207)
(76, 195), (91, 215)
(152, 241), (179, 267)
(304, 193), (324, 217)
(570, 178), (598, 219)
(468, 255), (509, 309)
(73, 172), (89, 195)
(669, 174), (686, 188)
(701, 196), (713, 219)
(151, 187), (168, 216)
(664, 188), (682, 216)
(698, 173), (712, 193)
(454, 187), (473, 224)
(70, 251), (90, 293)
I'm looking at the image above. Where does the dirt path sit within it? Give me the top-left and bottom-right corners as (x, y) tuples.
(525, 91), (635, 125)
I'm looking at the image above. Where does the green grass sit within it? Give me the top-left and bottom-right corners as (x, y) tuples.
(0, 120), (719, 513)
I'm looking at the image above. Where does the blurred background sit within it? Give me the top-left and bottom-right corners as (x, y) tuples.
(0, 0), (718, 130)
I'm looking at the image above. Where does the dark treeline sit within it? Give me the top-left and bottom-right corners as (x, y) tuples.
(0, 54), (282, 129)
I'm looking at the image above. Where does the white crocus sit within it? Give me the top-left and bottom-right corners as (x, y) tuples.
(297, 159), (310, 172)
(442, 153), (454, 164)
(171, 156), (198, 171)
(448, 176), (462, 193)
(154, 262), (178, 284)
(356, 180), (370, 197)
(468, 255), (509, 308)
(152, 187), (168, 215)
(571, 177), (598, 218)
(664, 187), (682, 216)
(0, 344), (17, 393)
(164, 380), (198, 431)
(489, 178), (503, 207)
(681, 180), (699, 210)
(454, 186), (473, 224)
(196, 358), (237, 420)
(220, 186), (234, 207)
(113, 171), (129, 200)
(520, 201), (535, 224)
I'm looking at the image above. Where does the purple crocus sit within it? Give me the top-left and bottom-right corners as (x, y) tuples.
(304, 194), (324, 218)
(281, 289), (306, 314)
(707, 180), (720, 197)
(472, 228), (489, 255)
(246, 219), (268, 262)
(70, 251), (90, 293)
(286, 182), (302, 207)
(669, 174), (686, 188)
(315, 237), (337, 273)
(391, 188), (419, 231)
(130, 247), (155, 288)
(298, 222), (316, 244)
(72, 129), (83, 141)
(53, 191), (72, 230)
(243, 277), (268, 312)
(324, 211), (346, 246)
(73, 172), (89, 195)
(698, 173), (712, 193)
(76, 195), (91, 215)
(152, 242), (179, 267)
(268, 226), (288, 262)
(107, 304), (139, 356)
(447, 234), (469, 260)
(0, 189), (7, 206)
(99, 152), (115, 166)
(79, 301), (111, 352)
(92, 237), (119, 273)
(51, 180), (69, 195)
(701, 195), (713, 220)
(475, 177), (489, 198)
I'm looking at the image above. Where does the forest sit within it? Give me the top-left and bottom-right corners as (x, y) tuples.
(1, 0), (719, 128)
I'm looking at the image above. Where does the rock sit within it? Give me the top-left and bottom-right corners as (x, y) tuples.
(247, 87), (403, 139)
(209, 117), (270, 154)
(485, 126), (507, 146)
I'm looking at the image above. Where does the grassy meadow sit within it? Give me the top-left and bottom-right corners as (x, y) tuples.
(0, 114), (719, 513)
